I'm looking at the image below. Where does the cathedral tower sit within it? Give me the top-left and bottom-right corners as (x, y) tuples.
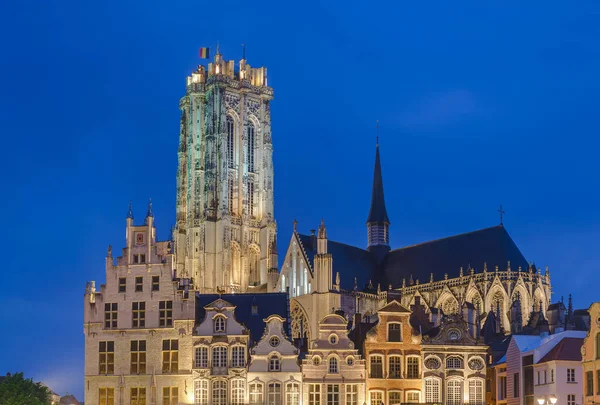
(366, 142), (390, 259)
(175, 50), (276, 293)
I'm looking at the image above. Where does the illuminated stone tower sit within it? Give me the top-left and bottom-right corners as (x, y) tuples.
(175, 50), (276, 293)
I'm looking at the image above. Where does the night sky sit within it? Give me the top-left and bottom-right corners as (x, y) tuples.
(2, 0), (600, 399)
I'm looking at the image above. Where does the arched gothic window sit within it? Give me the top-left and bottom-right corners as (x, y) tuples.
(247, 122), (255, 172)
(231, 244), (241, 285)
(227, 116), (235, 169)
(328, 357), (338, 374)
(248, 249), (259, 286)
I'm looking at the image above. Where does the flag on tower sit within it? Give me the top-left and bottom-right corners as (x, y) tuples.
(199, 47), (210, 59)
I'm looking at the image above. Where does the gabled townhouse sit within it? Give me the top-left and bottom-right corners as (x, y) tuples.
(582, 302), (600, 405)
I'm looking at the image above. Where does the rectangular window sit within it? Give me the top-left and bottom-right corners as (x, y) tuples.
(568, 368), (576, 382)
(162, 387), (178, 405)
(389, 356), (401, 378)
(140, 254), (145, 263)
(544, 370), (547, 384)
(194, 380), (208, 405)
(212, 381), (227, 405)
(195, 347), (208, 368)
(152, 276), (159, 291)
(406, 392), (420, 403)
(98, 341), (114, 375)
(498, 376), (507, 400)
(212, 346), (227, 368)
(159, 301), (173, 327)
(232, 346), (245, 368)
(586, 371), (593, 396)
(99, 388), (114, 405)
(388, 323), (401, 342)
(514, 373), (520, 398)
(268, 382), (282, 405)
(232, 379), (245, 405)
(597, 370), (600, 394)
(162, 339), (178, 373)
(130, 387), (146, 405)
(130, 340), (146, 374)
(469, 380), (483, 405)
(370, 356), (383, 378)
(406, 357), (419, 379)
(370, 391), (383, 405)
(249, 383), (264, 405)
(567, 394), (576, 405)
(537, 371), (540, 385)
(326, 384), (339, 405)
(135, 276), (143, 292)
(133, 254), (139, 264)
(551, 369), (554, 383)
(389, 391), (402, 405)
(345, 384), (358, 405)
(425, 378), (441, 403)
(104, 303), (118, 329)
(118, 277), (126, 293)
(132, 302), (145, 328)
(309, 384), (321, 405)
(448, 381), (463, 405)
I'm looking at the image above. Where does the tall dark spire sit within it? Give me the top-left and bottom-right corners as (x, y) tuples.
(367, 143), (390, 224)
(366, 141), (391, 255)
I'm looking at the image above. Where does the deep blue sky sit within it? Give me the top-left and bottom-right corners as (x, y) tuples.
(2, 0), (600, 398)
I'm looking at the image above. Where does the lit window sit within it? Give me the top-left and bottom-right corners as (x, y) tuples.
(328, 357), (338, 374)
(130, 340), (146, 374)
(132, 302), (145, 328)
(286, 382), (300, 405)
(161, 339), (178, 373)
(249, 383), (264, 405)
(269, 355), (281, 371)
(388, 323), (401, 342)
(99, 388), (114, 405)
(194, 380), (208, 405)
(194, 346), (208, 368)
(130, 387), (146, 405)
(98, 341), (114, 375)
(214, 316), (226, 333)
(159, 301), (173, 327)
(104, 303), (118, 329)
(268, 382), (282, 405)
(162, 387), (178, 405)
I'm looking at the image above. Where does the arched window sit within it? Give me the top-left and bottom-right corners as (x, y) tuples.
(212, 380), (227, 405)
(232, 245), (241, 285)
(194, 380), (208, 405)
(328, 357), (338, 373)
(212, 346), (227, 368)
(447, 356), (463, 369)
(268, 355), (280, 371)
(425, 378), (441, 403)
(286, 383), (300, 405)
(231, 346), (245, 368)
(247, 121), (255, 172)
(447, 379), (463, 405)
(227, 116), (235, 169)
(268, 383), (281, 405)
(468, 379), (484, 405)
(213, 316), (226, 333)
(249, 383), (264, 405)
(194, 346), (208, 368)
(248, 248), (259, 286)
(596, 332), (600, 359)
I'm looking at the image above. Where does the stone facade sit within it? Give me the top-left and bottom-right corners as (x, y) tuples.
(302, 314), (366, 405)
(363, 300), (423, 405)
(582, 302), (600, 404)
(175, 52), (276, 294)
(247, 315), (302, 405)
(83, 208), (195, 405)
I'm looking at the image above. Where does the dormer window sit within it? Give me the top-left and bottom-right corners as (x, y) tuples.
(328, 357), (338, 374)
(214, 316), (226, 333)
(388, 323), (401, 342)
(269, 355), (280, 371)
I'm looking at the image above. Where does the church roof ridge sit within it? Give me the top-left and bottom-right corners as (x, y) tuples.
(389, 224), (506, 253)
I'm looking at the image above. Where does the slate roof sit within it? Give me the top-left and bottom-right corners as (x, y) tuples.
(195, 293), (290, 345)
(297, 233), (378, 291)
(366, 144), (390, 224)
(538, 337), (583, 363)
(512, 335), (543, 352)
(381, 225), (529, 287)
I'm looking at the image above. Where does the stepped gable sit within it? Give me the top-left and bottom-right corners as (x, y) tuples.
(381, 225), (529, 288)
(297, 233), (378, 291)
(195, 292), (290, 344)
